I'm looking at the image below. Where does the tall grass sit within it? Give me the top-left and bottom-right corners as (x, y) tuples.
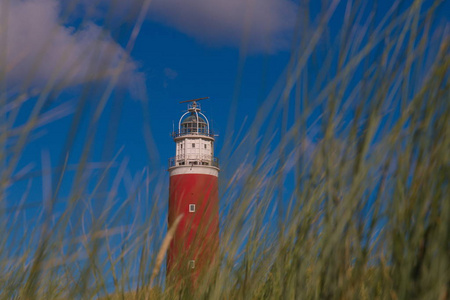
(1, 0), (449, 299)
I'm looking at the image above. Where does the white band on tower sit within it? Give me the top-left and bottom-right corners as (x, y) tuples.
(169, 166), (219, 177)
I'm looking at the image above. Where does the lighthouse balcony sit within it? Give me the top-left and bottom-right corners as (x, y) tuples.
(168, 156), (219, 168)
(172, 129), (215, 138)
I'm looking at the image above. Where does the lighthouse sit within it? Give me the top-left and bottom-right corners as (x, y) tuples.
(167, 97), (219, 282)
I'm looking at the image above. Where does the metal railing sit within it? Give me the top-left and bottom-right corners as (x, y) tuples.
(168, 156), (219, 168)
(172, 129), (214, 138)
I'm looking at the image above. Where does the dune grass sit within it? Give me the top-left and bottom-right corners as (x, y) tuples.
(1, 0), (449, 299)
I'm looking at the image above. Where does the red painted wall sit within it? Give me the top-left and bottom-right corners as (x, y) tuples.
(167, 173), (219, 279)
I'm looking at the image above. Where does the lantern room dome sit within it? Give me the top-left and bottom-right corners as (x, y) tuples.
(173, 99), (214, 139)
(179, 113), (209, 135)
(181, 114), (207, 125)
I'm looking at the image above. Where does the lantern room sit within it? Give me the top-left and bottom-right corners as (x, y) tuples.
(169, 100), (219, 169)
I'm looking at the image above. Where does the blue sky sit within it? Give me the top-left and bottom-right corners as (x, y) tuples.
(1, 0), (304, 253)
(2, 0), (449, 246)
(2, 0), (299, 187)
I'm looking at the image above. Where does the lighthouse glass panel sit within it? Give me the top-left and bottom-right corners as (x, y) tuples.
(181, 114), (208, 135)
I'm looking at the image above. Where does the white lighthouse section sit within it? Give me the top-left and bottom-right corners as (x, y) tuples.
(169, 101), (219, 176)
(175, 138), (214, 163)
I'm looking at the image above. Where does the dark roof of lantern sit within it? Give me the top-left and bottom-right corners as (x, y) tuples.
(181, 114), (206, 125)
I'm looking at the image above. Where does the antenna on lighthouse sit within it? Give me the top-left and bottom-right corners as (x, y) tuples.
(179, 97), (209, 110)
(179, 97), (209, 104)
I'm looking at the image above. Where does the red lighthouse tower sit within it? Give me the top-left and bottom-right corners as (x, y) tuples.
(167, 97), (219, 281)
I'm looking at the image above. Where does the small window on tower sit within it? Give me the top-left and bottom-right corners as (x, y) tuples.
(188, 260), (195, 269)
(204, 144), (207, 149)
(189, 204), (196, 212)
(192, 143), (195, 148)
(181, 144), (183, 149)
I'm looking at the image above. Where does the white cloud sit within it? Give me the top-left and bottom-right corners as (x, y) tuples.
(149, 0), (297, 52)
(76, 0), (298, 52)
(1, 0), (143, 93)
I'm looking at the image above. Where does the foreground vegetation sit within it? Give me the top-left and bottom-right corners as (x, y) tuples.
(1, 0), (448, 299)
